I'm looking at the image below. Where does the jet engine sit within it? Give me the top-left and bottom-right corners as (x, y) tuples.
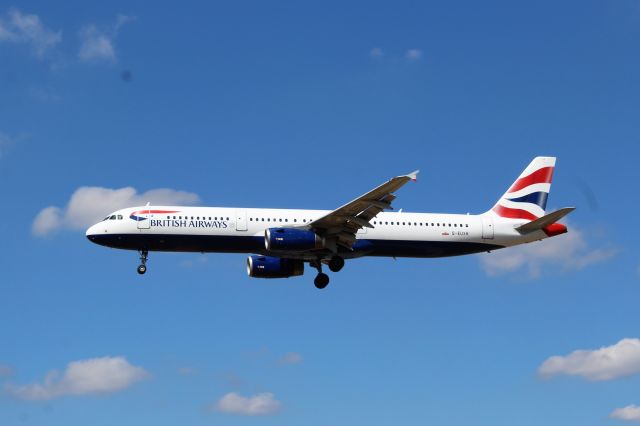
(264, 228), (323, 251)
(247, 255), (304, 278)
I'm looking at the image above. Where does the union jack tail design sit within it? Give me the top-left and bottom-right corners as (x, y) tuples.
(490, 157), (556, 221)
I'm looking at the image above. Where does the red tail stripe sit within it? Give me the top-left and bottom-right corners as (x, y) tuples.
(508, 167), (554, 193)
(492, 205), (539, 221)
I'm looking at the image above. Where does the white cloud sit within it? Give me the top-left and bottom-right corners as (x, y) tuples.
(480, 225), (616, 278)
(0, 9), (61, 58)
(279, 352), (303, 365)
(611, 405), (640, 422)
(78, 25), (115, 62)
(370, 47), (383, 58)
(0, 364), (13, 378)
(8, 356), (148, 400)
(538, 338), (640, 381)
(405, 48), (423, 60)
(27, 86), (61, 102)
(0, 131), (14, 158)
(78, 14), (135, 63)
(177, 366), (195, 375)
(179, 255), (209, 268)
(213, 392), (281, 416)
(32, 186), (200, 236)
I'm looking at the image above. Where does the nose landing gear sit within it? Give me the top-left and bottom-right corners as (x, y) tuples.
(137, 250), (148, 275)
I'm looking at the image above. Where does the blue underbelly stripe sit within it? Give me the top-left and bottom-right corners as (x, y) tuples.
(88, 234), (504, 259)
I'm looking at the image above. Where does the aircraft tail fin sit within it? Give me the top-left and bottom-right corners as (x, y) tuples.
(489, 156), (556, 222)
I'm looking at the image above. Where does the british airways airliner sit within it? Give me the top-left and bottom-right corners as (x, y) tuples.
(86, 157), (574, 289)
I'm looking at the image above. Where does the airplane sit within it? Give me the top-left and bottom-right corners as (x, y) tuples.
(86, 157), (574, 289)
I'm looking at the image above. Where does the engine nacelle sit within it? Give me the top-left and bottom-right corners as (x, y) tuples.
(247, 255), (304, 279)
(264, 228), (323, 251)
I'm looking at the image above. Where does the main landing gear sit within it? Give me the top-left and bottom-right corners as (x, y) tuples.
(328, 255), (344, 272)
(137, 250), (148, 275)
(311, 256), (345, 289)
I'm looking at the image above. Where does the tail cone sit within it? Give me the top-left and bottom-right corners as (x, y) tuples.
(543, 223), (567, 237)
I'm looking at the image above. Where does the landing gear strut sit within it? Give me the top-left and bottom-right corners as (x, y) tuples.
(311, 260), (329, 289)
(137, 250), (148, 275)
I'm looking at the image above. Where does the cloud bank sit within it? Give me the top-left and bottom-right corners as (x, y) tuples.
(32, 186), (200, 236)
(213, 392), (281, 416)
(538, 338), (640, 381)
(480, 225), (616, 278)
(405, 48), (423, 60)
(0, 8), (61, 58)
(611, 405), (640, 422)
(7, 356), (148, 400)
(78, 14), (135, 63)
(0, 364), (13, 378)
(279, 352), (303, 365)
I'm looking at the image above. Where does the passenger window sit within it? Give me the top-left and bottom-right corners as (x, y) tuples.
(294, 219), (297, 223)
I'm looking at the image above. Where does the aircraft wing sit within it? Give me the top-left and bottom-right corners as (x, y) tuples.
(306, 170), (419, 250)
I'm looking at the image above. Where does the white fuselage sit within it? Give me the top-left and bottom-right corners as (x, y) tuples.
(86, 206), (548, 260)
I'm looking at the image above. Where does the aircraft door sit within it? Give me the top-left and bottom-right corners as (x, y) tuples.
(137, 208), (151, 230)
(236, 209), (247, 231)
(481, 215), (494, 239)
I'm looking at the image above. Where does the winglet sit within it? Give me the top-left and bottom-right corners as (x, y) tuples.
(406, 170), (420, 182)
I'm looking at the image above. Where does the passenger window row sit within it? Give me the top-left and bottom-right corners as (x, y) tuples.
(150, 215), (469, 229)
(249, 218), (312, 223)
(372, 221), (469, 228)
(166, 216), (230, 220)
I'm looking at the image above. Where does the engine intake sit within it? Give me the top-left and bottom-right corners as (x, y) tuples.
(247, 255), (304, 279)
(265, 228), (323, 251)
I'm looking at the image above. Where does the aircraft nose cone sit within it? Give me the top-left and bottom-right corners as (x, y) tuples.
(86, 223), (98, 242)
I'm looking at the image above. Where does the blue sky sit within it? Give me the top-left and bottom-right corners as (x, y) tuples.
(1, 0), (640, 424)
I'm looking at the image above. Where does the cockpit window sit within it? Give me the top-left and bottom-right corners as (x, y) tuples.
(109, 215), (117, 220)
(103, 216), (110, 221)
(117, 215), (123, 220)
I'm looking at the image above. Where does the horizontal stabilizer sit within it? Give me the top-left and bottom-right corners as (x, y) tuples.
(516, 207), (576, 234)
